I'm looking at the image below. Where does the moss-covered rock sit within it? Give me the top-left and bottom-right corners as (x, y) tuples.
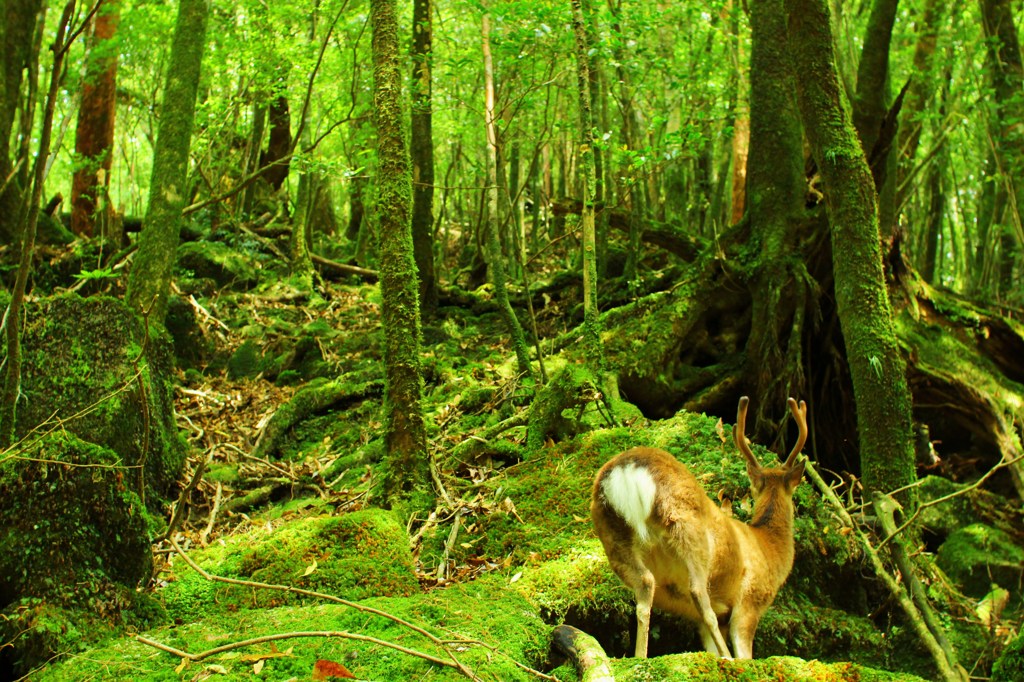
(160, 509), (419, 621)
(36, 576), (551, 681)
(16, 294), (187, 504)
(176, 240), (259, 290)
(0, 432), (158, 676)
(936, 523), (1024, 599)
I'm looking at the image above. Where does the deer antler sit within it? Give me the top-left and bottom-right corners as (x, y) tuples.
(783, 398), (808, 468)
(735, 396), (761, 469)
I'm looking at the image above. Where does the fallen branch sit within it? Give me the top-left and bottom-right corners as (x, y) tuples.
(803, 460), (967, 682)
(134, 630), (456, 669)
(551, 624), (615, 682)
(312, 253), (378, 281)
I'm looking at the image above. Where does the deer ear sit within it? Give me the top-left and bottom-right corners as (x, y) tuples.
(786, 459), (805, 489)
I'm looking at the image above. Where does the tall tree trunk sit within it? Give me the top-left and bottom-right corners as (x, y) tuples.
(729, 2), (750, 228)
(371, 0), (430, 510)
(125, 0), (210, 326)
(787, 0), (917, 503)
(895, 0), (947, 201)
(745, 0), (808, 422)
(71, 0), (121, 238)
(239, 101), (267, 218)
(0, 0), (44, 245)
(261, 88), (292, 191)
(1, 4), (73, 447)
(571, 0), (622, 418)
(482, 10), (533, 380)
(979, 0), (1024, 300)
(410, 0), (437, 313)
(851, 0), (899, 237)
(608, 0), (647, 282)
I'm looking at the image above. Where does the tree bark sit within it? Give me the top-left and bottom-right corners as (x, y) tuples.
(482, 9), (533, 380)
(410, 0), (438, 313)
(1, 4), (73, 447)
(0, 0), (44, 245)
(787, 0), (917, 502)
(979, 0), (1024, 300)
(852, 0), (899, 237)
(371, 0), (430, 509)
(125, 0), (210, 326)
(71, 0), (121, 238)
(261, 89), (292, 190)
(745, 0), (808, 417)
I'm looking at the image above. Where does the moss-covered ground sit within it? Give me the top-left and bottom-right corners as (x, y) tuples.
(17, 247), (1023, 682)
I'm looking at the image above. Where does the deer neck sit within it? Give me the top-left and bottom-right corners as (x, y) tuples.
(744, 488), (796, 571)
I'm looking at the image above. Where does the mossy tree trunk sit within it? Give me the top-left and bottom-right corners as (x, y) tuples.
(851, 0), (899, 237)
(0, 0), (44, 245)
(570, 0), (623, 418)
(125, 0), (210, 327)
(371, 0), (430, 510)
(0, 4), (73, 448)
(744, 0), (809, 423)
(70, 0), (121, 238)
(787, 0), (916, 502)
(979, 0), (1024, 299)
(410, 0), (437, 313)
(482, 8), (533, 381)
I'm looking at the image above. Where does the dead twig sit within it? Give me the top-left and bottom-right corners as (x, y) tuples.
(133, 631), (458, 670)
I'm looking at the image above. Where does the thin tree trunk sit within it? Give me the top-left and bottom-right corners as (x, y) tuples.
(895, 0), (947, 200)
(852, 0), (899, 237)
(239, 101), (267, 218)
(125, 0), (210, 326)
(371, 0), (430, 509)
(571, 0), (621, 418)
(410, 0), (437, 312)
(1, 4), (73, 447)
(979, 0), (1024, 300)
(787, 0), (917, 503)
(70, 0), (120, 238)
(482, 9), (533, 380)
(0, 0), (45, 245)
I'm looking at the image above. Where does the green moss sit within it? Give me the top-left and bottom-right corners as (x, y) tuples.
(38, 575), (550, 681)
(159, 509), (419, 621)
(226, 338), (265, 379)
(608, 652), (928, 681)
(15, 294), (187, 504)
(0, 432), (152, 604)
(936, 523), (1024, 599)
(993, 631), (1024, 682)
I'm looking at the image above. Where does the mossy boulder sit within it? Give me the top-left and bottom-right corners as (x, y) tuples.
(936, 523), (1024, 599)
(0, 432), (157, 676)
(16, 294), (187, 504)
(160, 509), (419, 621)
(177, 240), (259, 290)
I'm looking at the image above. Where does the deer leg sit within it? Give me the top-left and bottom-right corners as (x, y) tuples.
(633, 569), (655, 658)
(687, 578), (731, 658)
(727, 606), (760, 660)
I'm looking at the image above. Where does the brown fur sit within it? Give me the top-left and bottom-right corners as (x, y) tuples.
(591, 397), (806, 659)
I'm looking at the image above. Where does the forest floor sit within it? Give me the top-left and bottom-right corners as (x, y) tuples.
(21, 233), (1022, 681)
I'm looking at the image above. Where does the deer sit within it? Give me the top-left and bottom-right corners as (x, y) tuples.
(590, 396), (807, 659)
